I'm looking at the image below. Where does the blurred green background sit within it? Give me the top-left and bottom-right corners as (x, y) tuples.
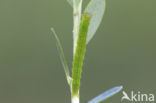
(0, 0), (156, 103)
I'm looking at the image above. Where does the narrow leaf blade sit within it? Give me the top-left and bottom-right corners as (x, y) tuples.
(84, 0), (106, 44)
(51, 28), (72, 85)
(88, 86), (123, 103)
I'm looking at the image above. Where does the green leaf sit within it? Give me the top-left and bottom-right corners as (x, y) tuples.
(72, 14), (91, 96)
(88, 86), (123, 103)
(51, 28), (72, 85)
(84, 0), (106, 44)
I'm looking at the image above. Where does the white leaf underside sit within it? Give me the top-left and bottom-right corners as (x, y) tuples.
(84, 0), (106, 44)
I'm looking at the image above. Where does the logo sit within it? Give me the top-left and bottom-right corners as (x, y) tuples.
(121, 91), (154, 102)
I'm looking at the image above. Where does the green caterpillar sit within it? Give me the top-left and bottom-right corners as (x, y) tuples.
(72, 14), (91, 96)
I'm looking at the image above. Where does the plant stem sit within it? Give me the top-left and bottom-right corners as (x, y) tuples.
(72, 96), (79, 103)
(73, 0), (82, 54)
(72, 1), (82, 103)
